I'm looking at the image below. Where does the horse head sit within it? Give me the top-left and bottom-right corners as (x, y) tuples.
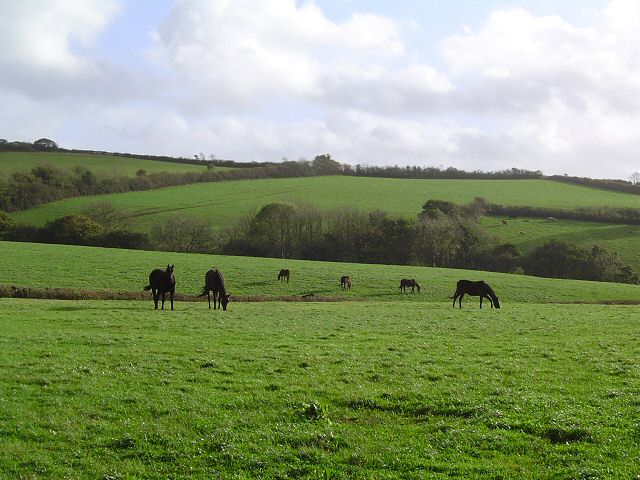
(221, 293), (231, 311)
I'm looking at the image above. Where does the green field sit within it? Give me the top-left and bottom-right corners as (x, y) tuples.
(1, 298), (638, 478)
(482, 216), (640, 270)
(12, 176), (640, 232)
(0, 151), (215, 178)
(3, 241), (640, 304)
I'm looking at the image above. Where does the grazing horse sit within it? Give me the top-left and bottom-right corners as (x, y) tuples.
(278, 269), (290, 283)
(199, 269), (230, 310)
(400, 279), (421, 293)
(340, 275), (352, 290)
(451, 280), (500, 309)
(144, 265), (176, 310)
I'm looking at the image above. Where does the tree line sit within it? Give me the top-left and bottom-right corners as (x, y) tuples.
(219, 199), (638, 284)
(549, 175), (640, 196)
(486, 203), (640, 225)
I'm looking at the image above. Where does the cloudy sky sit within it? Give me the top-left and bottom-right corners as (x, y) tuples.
(0, 0), (638, 178)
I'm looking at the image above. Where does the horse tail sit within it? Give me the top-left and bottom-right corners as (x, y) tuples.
(198, 285), (208, 297)
(144, 285), (152, 291)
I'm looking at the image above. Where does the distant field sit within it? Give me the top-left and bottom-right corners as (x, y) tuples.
(12, 176), (640, 231)
(0, 151), (220, 178)
(482, 216), (640, 270)
(1, 298), (638, 478)
(2, 241), (640, 304)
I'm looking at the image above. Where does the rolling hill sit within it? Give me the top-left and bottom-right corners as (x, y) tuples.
(11, 175), (640, 231)
(2, 241), (639, 304)
(0, 151), (218, 178)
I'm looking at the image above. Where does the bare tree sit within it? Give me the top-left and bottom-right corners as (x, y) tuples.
(630, 172), (640, 185)
(82, 201), (127, 232)
(152, 215), (216, 253)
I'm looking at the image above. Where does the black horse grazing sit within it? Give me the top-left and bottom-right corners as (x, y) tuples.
(278, 269), (290, 283)
(199, 269), (231, 310)
(340, 275), (352, 290)
(400, 279), (421, 293)
(144, 265), (176, 310)
(451, 280), (500, 309)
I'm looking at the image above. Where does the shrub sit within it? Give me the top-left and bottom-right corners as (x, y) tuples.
(100, 229), (150, 250)
(0, 210), (16, 237)
(43, 214), (102, 245)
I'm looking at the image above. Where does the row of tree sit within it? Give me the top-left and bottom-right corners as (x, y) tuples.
(549, 174), (640, 195)
(218, 200), (639, 284)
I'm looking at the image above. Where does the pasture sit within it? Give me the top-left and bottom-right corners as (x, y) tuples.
(482, 216), (640, 271)
(1, 299), (638, 478)
(12, 176), (640, 231)
(3, 241), (640, 304)
(0, 151), (214, 179)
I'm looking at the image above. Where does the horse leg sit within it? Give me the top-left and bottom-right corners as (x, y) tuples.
(480, 295), (483, 309)
(452, 292), (458, 308)
(207, 291), (211, 309)
(213, 292), (218, 310)
(161, 291), (166, 310)
(153, 289), (159, 309)
(458, 293), (464, 308)
(170, 291), (174, 311)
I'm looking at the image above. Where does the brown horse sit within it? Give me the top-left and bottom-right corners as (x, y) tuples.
(340, 275), (352, 290)
(278, 269), (290, 283)
(144, 264), (176, 310)
(199, 269), (230, 310)
(400, 279), (421, 293)
(451, 280), (500, 309)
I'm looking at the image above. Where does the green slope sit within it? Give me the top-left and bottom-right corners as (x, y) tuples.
(2, 241), (639, 304)
(0, 151), (217, 178)
(12, 176), (640, 231)
(481, 216), (640, 270)
(1, 299), (638, 478)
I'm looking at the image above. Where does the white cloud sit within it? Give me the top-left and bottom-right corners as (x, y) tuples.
(151, 0), (410, 108)
(0, 0), (638, 179)
(0, 0), (120, 74)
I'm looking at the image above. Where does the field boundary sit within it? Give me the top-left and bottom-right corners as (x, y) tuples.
(0, 284), (356, 303)
(1, 284), (639, 305)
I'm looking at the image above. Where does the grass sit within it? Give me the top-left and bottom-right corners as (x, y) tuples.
(0, 151), (226, 179)
(2, 241), (640, 304)
(1, 298), (638, 478)
(482, 216), (640, 270)
(12, 176), (640, 231)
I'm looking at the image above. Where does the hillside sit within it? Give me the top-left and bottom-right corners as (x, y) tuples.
(0, 151), (219, 178)
(481, 216), (640, 271)
(12, 176), (640, 231)
(2, 241), (639, 304)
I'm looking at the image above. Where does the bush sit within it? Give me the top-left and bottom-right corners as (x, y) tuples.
(0, 210), (16, 237)
(43, 214), (102, 245)
(100, 229), (150, 250)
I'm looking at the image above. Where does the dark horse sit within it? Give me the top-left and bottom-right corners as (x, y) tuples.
(451, 280), (500, 309)
(278, 269), (290, 283)
(144, 265), (176, 310)
(199, 269), (231, 310)
(340, 275), (352, 290)
(400, 279), (421, 293)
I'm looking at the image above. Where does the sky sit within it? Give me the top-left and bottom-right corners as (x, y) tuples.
(0, 0), (638, 179)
